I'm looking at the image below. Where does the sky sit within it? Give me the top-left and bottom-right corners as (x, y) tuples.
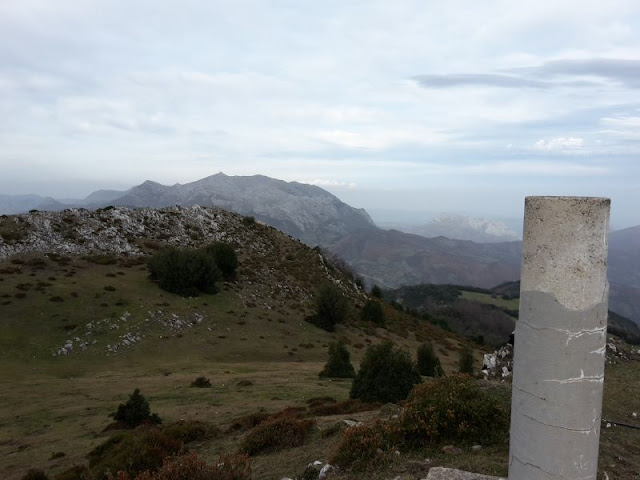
(1, 0), (640, 228)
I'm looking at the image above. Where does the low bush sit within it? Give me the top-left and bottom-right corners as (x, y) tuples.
(330, 420), (398, 471)
(417, 342), (445, 377)
(54, 465), (87, 480)
(238, 415), (316, 455)
(226, 412), (270, 433)
(109, 451), (251, 480)
(459, 346), (474, 374)
(399, 375), (510, 448)
(20, 470), (49, 480)
(319, 341), (355, 378)
(111, 389), (161, 428)
(350, 341), (421, 403)
(88, 427), (183, 479)
(360, 300), (385, 326)
(147, 248), (221, 297)
(161, 421), (220, 444)
(309, 399), (380, 416)
(204, 242), (238, 280)
(190, 376), (211, 388)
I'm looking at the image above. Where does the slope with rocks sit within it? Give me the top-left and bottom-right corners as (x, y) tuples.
(106, 173), (376, 246)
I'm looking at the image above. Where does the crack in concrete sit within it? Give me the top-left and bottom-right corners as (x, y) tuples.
(518, 410), (600, 435)
(514, 384), (548, 402)
(519, 318), (606, 340)
(511, 453), (596, 480)
(544, 369), (604, 385)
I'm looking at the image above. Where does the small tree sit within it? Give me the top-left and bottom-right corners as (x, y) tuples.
(111, 388), (161, 428)
(361, 299), (385, 326)
(459, 346), (474, 375)
(204, 242), (238, 280)
(319, 341), (356, 378)
(371, 285), (382, 298)
(307, 284), (349, 332)
(350, 341), (421, 403)
(417, 342), (445, 377)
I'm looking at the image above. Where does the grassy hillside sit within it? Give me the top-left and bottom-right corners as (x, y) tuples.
(1, 207), (639, 480)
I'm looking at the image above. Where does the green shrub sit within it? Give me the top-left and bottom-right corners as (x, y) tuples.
(350, 341), (421, 403)
(330, 420), (398, 471)
(399, 375), (509, 447)
(161, 420), (220, 444)
(306, 284), (349, 332)
(319, 341), (356, 378)
(238, 415), (316, 455)
(204, 242), (238, 280)
(20, 470), (49, 480)
(361, 300), (385, 326)
(88, 426), (182, 479)
(459, 346), (474, 375)
(109, 451), (251, 480)
(147, 247), (221, 297)
(190, 376), (211, 388)
(111, 389), (161, 428)
(242, 216), (255, 226)
(417, 342), (445, 377)
(53, 465), (87, 480)
(371, 285), (382, 298)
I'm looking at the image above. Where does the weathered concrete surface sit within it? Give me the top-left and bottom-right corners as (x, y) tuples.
(425, 467), (505, 480)
(509, 196), (610, 480)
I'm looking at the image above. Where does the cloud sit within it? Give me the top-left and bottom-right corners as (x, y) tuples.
(534, 137), (585, 153)
(299, 179), (358, 189)
(413, 58), (640, 91)
(413, 73), (548, 89)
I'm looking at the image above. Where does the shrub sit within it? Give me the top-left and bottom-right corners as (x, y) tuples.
(147, 248), (221, 297)
(111, 389), (161, 428)
(88, 427), (182, 479)
(238, 415), (316, 455)
(108, 451), (251, 480)
(319, 341), (356, 378)
(54, 465), (87, 480)
(459, 346), (474, 375)
(330, 420), (398, 471)
(204, 242), (238, 280)
(350, 341), (421, 404)
(161, 421), (220, 444)
(190, 376), (211, 388)
(399, 375), (510, 447)
(242, 216), (255, 226)
(360, 300), (385, 326)
(417, 342), (445, 377)
(370, 285), (382, 298)
(309, 399), (379, 416)
(20, 470), (49, 480)
(306, 284), (349, 332)
(83, 254), (118, 265)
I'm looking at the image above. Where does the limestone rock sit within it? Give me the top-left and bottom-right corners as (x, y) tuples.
(425, 467), (505, 480)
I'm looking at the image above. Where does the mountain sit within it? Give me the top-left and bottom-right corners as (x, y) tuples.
(99, 174), (376, 246)
(398, 214), (520, 243)
(0, 194), (57, 214)
(327, 228), (522, 289)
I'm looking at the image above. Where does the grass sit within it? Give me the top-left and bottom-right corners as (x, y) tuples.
(2, 212), (638, 479)
(460, 290), (519, 311)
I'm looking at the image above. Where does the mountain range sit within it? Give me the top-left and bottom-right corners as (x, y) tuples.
(2, 173), (638, 325)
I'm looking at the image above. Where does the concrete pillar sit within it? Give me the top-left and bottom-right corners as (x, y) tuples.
(509, 197), (610, 480)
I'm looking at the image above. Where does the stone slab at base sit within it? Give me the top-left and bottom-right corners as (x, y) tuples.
(425, 467), (505, 480)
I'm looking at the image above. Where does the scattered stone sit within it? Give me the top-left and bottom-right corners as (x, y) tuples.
(441, 445), (462, 455)
(318, 463), (334, 479)
(471, 444), (482, 452)
(342, 419), (363, 427)
(425, 467), (505, 480)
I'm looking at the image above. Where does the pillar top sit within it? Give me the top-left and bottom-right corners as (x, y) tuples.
(521, 195), (611, 311)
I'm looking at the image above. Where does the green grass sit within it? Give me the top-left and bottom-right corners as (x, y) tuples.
(460, 290), (519, 311)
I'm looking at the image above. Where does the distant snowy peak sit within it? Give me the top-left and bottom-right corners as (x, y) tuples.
(409, 213), (520, 243)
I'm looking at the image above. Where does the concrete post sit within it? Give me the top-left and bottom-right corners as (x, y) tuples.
(509, 197), (610, 480)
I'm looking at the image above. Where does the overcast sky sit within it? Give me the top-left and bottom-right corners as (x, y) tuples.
(2, 1), (639, 227)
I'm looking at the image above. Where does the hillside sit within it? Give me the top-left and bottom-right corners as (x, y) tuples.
(328, 228), (522, 289)
(0, 206), (480, 480)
